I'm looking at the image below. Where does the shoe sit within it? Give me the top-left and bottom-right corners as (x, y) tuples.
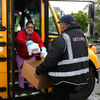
(16, 88), (27, 96)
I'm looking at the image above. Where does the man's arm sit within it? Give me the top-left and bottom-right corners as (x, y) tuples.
(36, 36), (65, 75)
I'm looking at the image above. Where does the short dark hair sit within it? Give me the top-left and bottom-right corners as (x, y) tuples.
(26, 20), (34, 27)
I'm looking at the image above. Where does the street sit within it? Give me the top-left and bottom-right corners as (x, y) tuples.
(87, 82), (100, 100)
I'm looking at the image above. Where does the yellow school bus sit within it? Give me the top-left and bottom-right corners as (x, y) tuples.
(0, 0), (100, 100)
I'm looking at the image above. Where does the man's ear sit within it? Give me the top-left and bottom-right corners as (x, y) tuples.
(66, 24), (71, 28)
(63, 23), (67, 30)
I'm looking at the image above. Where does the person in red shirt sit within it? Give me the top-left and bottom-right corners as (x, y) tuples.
(16, 20), (47, 93)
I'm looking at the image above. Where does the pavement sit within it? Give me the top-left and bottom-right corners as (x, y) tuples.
(87, 83), (100, 100)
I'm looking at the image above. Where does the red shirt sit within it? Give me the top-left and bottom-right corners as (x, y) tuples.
(16, 30), (44, 59)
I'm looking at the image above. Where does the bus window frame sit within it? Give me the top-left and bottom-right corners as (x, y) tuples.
(48, 6), (59, 35)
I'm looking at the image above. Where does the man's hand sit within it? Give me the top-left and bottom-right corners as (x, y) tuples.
(40, 47), (47, 58)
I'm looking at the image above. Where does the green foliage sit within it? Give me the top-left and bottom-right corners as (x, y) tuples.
(55, 10), (61, 20)
(33, 14), (40, 30)
(71, 11), (90, 33)
(88, 36), (99, 42)
(49, 16), (58, 33)
(48, 10), (61, 34)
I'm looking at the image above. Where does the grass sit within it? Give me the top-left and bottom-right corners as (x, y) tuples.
(88, 36), (99, 42)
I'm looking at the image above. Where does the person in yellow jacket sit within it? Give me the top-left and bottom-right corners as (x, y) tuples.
(14, 11), (21, 37)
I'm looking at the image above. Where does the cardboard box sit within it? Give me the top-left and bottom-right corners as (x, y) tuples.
(22, 59), (51, 89)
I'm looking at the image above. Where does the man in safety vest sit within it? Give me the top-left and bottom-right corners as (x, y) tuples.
(36, 14), (89, 100)
(14, 11), (21, 37)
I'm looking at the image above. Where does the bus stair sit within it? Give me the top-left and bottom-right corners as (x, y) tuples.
(11, 62), (40, 98)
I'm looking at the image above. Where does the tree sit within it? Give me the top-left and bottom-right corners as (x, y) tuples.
(55, 10), (61, 20)
(48, 10), (61, 34)
(33, 14), (40, 30)
(71, 11), (90, 33)
(54, 10), (89, 33)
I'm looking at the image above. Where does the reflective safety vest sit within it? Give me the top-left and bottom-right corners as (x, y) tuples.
(48, 32), (89, 86)
(14, 15), (21, 32)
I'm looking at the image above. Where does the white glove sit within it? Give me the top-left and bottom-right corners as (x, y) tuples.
(27, 43), (40, 55)
(40, 47), (47, 58)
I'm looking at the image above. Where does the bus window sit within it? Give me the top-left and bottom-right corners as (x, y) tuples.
(49, 7), (58, 35)
(15, 0), (41, 34)
(0, 0), (2, 25)
(29, 11), (40, 34)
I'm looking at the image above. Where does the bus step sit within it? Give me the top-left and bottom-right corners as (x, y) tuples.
(15, 91), (40, 97)
(15, 88), (40, 97)
(9, 80), (28, 85)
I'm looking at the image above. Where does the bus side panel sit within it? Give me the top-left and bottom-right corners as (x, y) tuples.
(0, 45), (7, 73)
(0, 0), (8, 99)
(0, 62), (7, 72)
(0, 73), (7, 99)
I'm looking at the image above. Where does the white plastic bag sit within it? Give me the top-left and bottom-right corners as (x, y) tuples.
(27, 43), (40, 55)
